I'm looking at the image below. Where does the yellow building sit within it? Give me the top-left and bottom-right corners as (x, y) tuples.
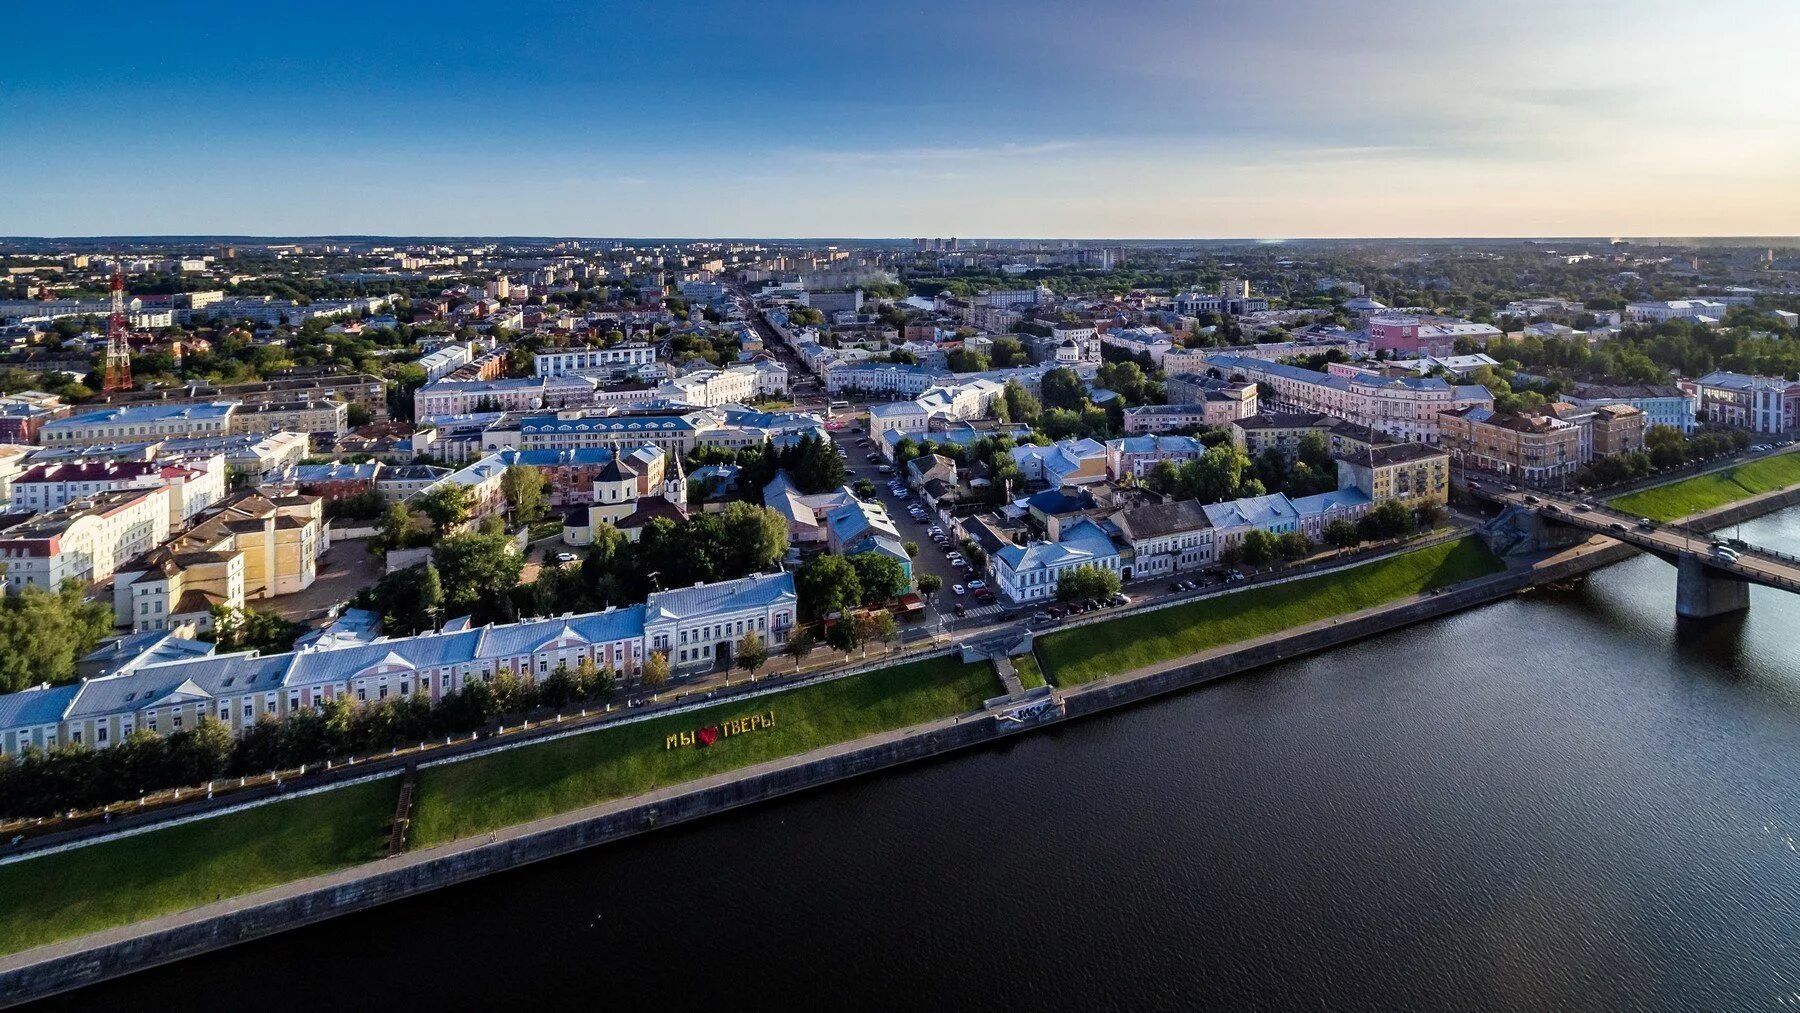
(1336, 442), (1452, 508)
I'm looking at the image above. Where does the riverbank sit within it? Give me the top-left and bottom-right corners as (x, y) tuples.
(6, 481), (1799, 1003)
(1610, 451), (1800, 522)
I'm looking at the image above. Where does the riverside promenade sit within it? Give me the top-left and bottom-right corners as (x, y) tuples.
(5, 481), (1799, 1004)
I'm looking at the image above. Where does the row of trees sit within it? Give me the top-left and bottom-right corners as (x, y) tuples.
(1056, 564), (1123, 602)
(1222, 500), (1448, 569)
(0, 659), (625, 819)
(1578, 425), (1753, 486)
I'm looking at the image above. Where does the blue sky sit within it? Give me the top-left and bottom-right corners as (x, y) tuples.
(4, 0), (1797, 237)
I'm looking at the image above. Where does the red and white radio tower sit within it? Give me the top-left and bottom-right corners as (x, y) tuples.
(101, 263), (133, 393)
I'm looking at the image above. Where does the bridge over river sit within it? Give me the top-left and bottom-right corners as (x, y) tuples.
(1479, 488), (1800, 618)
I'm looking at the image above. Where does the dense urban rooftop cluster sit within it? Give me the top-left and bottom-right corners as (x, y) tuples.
(0, 235), (1797, 755)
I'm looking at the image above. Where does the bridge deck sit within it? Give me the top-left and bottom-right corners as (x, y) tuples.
(1480, 488), (1800, 594)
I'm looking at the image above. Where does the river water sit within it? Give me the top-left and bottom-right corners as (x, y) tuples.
(44, 511), (1800, 1011)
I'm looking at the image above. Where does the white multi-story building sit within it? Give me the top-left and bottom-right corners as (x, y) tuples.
(990, 518), (1122, 603)
(1109, 500), (1215, 580)
(1626, 300), (1730, 324)
(825, 361), (952, 397)
(0, 569), (808, 756)
(412, 376), (598, 418)
(1101, 326), (1175, 366)
(0, 487), (172, 593)
(532, 342), (658, 378)
(659, 365), (758, 407)
(1688, 371), (1800, 434)
(1204, 354), (1492, 444)
(39, 403), (239, 446)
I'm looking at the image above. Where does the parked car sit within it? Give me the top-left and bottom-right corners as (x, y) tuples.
(554, 552), (577, 564)
(952, 584), (966, 596)
(974, 589), (996, 603)
(1108, 593), (1130, 607)
(877, 465), (894, 473)
(967, 579), (987, 591)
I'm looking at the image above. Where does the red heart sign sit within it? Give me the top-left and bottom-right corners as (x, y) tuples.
(696, 725), (719, 746)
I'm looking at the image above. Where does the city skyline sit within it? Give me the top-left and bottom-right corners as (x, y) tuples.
(5, 0), (1798, 238)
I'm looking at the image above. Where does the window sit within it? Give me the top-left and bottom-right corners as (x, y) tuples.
(97, 726), (108, 744)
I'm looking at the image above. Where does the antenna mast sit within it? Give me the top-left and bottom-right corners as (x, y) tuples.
(101, 261), (133, 393)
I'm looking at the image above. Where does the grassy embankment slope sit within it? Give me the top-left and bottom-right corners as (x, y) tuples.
(1609, 453), (1800, 523)
(0, 778), (395, 957)
(1038, 537), (1503, 685)
(408, 656), (997, 847)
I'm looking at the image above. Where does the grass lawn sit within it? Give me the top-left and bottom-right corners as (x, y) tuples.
(1038, 537), (1503, 686)
(409, 656), (999, 848)
(1609, 452), (1800, 522)
(0, 777), (395, 958)
(1012, 653), (1047, 690)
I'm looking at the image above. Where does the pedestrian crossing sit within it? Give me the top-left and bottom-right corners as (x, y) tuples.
(949, 601), (1005, 620)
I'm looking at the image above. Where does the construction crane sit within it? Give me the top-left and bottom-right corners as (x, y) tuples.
(101, 262), (132, 393)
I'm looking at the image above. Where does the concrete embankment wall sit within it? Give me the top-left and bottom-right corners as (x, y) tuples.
(0, 530), (1734, 1006)
(1684, 485), (1800, 532)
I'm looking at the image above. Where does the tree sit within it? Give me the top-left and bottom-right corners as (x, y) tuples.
(0, 583), (115, 694)
(902, 541), (920, 558)
(858, 610), (898, 655)
(789, 431), (846, 493)
(641, 650), (671, 688)
(990, 336), (1028, 368)
(1357, 499), (1416, 541)
(719, 501), (789, 576)
(1003, 380), (1042, 425)
(380, 501), (415, 549)
(433, 531), (524, 621)
(1646, 424), (1688, 469)
(1056, 564), (1122, 602)
(1179, 444), (1251, 502)
(417, 562), (445, 631)
(1276, 531), (1313, 561)
(1415, 502), (1448, 530)
(797, 554), (862, 620)
(946, 347), (989, 372)
(416, 482), (472, 534)
(848, 551), (909, 605)
(1239, 529), (1279, 566)
(1040, 368), (1084, 411)
(1323, 518), (1361, 549)
(501, 464), (549, 524)
(1297, 430), (1335, 475)
(736, 631), (768, 677)
(917, 573), (943, 595)
(783, 628), (815, 669)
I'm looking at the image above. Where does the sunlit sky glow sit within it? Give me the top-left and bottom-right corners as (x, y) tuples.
(5, 0), (1798, 237)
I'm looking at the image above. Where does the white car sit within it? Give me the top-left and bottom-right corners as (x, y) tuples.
(554, 552), (577, 564)
(951, 584), (966, 596)
(967, 579), (987, 591)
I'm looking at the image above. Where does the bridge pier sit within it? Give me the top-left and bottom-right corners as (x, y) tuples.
(1675, 552), (1751, 619)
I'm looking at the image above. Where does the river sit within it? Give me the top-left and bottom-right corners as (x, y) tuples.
(43, 511), (1800, 1010)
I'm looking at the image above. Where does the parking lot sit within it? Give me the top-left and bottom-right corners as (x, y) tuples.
(825, 426), (996, 618)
